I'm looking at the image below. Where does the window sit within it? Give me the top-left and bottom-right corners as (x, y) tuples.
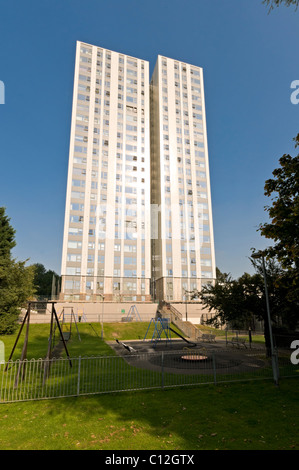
(68, 228), (82, 236)
(201, 247), (211, 255)
(71, 191), (84, 199)
(66, 267), (81, 275)
(67, 253), (81, 262)
(124, 244), (136, 252)
(72, 179), (85, 187)
(124, 269), (137, 277)
(74, 146), (87, 154)
(201, 271), (212, 278)
(124, 256), (136, 265)
(70, 215), (84, 223)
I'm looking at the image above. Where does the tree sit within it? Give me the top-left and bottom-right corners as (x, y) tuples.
(258, 134), (299, 304)
(0, 207), (16, 259)
(263, 0), (299, 12)
(250, 255), (299, 343)
(31, 263), (61, 299)
(0, 260), (36, 334)
(199, 268), (263, 330)
(199, 259), (299, 354)
(0, 207), (35, 334)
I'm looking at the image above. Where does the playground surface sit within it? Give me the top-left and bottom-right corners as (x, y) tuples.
(108, 337), (267, 376)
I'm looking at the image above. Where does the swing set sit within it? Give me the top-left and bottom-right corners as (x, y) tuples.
(54, 306), (81, 343)
(5, 302), (78, 386)
(143, 317), (172, 345)
(143, 317), (197, 348)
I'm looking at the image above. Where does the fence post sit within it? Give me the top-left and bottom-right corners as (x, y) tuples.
(272, 348), (280, 386)
(77, 356), (81, 396)
(161, 351), (164, 390)
(212, 352), (217, 385)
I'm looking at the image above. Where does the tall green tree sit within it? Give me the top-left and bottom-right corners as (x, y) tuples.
(0, 207), (35, 334)
(258, 134), (299, 304)
(0, 207), (16, 259)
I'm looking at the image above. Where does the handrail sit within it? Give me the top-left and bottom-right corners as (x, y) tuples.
(162, 302), (183, 321)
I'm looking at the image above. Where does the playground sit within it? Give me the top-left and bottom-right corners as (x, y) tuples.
(1, 305), (295, 449)
(109, 336), (267, 377)
(2, 301), (296, 401)
(108, 315), (268, 378)
(1, 309), (295, 447)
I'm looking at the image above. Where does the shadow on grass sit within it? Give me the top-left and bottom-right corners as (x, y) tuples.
(1, 323), (299, 450)
(1, 323), (117, 361)
(5, 377), (297, 451)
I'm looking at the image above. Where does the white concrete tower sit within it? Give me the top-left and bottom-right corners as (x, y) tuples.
(61, 42), (151, 301)
(150, 55), (216, 302)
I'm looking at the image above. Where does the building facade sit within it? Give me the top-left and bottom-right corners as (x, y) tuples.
(61, 42), (151, 301)
(61, 43), (215, 302)
(150, 55), (216, 302)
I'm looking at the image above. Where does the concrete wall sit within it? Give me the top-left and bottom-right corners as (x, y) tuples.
(168, 302), (214, 324)
(25, 302), (158, 324)
(24, 301), (211, 325)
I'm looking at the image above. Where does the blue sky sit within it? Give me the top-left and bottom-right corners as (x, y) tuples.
(0, 0), (298, 279)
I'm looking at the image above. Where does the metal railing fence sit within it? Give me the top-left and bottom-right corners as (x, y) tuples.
(0, 348), (297, 403)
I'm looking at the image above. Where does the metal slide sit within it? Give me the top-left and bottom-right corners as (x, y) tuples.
(168, 327), (197, 347)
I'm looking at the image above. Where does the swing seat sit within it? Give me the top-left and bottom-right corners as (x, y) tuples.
(61, 332), (71, 342)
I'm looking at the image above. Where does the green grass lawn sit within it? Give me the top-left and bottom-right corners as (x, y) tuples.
(0, 321), (184, 361)
(0, 322), (298, 450)
(0, 379), (298, 450)
(0, 321), (265, 363)
(196, 324), (266, 345)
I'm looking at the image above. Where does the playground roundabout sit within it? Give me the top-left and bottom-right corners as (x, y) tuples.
(108, 338), (266, 376)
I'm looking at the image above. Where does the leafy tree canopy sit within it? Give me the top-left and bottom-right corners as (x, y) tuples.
(0, 207), (35, 334)
(31, 263), (61, 298)
(258, 135), (299, 295)
(0, 207), (16, 260)
(198, 258), (299, 350)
